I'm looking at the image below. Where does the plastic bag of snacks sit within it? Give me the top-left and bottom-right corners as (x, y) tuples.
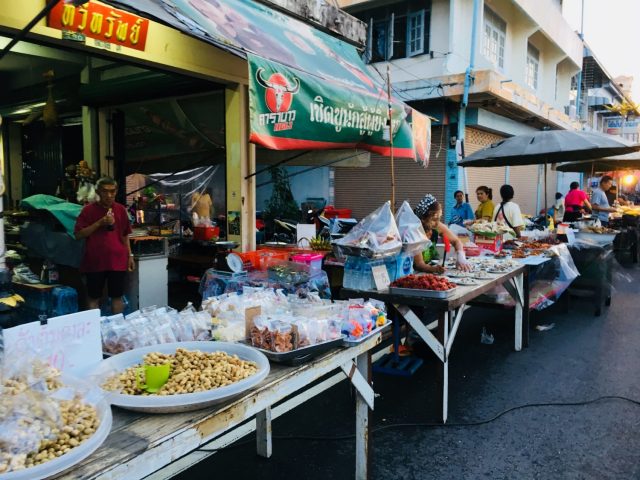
(334, 201), (402, 258)
(0, 348), (104, 475)
(395, 200), (431, 256)
(341, 300), (387, 340)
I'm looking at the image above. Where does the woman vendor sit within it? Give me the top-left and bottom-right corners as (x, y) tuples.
(413, 194), (472, 273)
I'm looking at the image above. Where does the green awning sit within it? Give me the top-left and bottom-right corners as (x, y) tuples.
(103, 0), (431, 165)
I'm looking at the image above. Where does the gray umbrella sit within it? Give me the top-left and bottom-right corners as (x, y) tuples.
(458, 130), (640, 167)
(555, 152), (640, 173)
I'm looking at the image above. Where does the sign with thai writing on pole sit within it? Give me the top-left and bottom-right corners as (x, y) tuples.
(47, 1), (149, 51)
(2, 310), (102, 376)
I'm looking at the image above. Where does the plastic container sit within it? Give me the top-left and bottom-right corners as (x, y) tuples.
(474, 234), (503, 252)
(92, 341), (270, 413)
(193, 226), (220, 241)
(0, 376), (113, 480)
(51, 286), (78, 317)
(291, 253), (324, 276)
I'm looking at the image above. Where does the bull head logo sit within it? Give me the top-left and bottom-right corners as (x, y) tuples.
(256, 67), (300, 113)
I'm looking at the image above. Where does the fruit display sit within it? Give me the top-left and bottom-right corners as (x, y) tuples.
(102, 348), (258, 395)
(391, 274), (456, 291)
(309, 236), (332, 251)
(0, 362), (101, 474)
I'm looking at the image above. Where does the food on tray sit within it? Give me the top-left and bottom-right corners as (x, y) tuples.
(391, 274), (456, 291)
(0, 363), (100, 473)
(448, 277), (477, 286)
(102, 348), (258, 395)
(467, 220), (514, 236)
(471, 271), (494, 280)
(249, 313), (343, 353)
(341, 301), (387, 340)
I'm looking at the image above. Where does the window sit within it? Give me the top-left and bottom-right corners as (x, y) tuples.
(526, 42), (540, 90)
(360, 1), (431, 63)
(483, 7), (506, 69)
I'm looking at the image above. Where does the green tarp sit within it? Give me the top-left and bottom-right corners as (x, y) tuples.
(20, 194), (82, 237)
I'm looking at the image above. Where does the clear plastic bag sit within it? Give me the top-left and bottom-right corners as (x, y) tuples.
(334, 201), (402, 258)
(395, 200), (431, 256)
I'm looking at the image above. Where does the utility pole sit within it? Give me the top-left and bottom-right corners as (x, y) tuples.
(386, 64), (396, 212)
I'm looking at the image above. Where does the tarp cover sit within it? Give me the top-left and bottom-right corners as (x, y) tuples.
(102, 0), (431, 164)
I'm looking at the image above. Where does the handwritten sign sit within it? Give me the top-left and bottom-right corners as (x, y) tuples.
(371, 264), (391, 291)
(3, 310), (102, 376)
(48, 1), (149, 51)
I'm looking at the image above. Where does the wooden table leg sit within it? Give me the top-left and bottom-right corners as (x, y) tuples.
(355, 352), (372, 480)
(436, 310), (449, 423)
(256, 406), (272, 458)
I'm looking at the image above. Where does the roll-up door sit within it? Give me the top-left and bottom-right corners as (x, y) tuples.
(334, 126), (447, 219)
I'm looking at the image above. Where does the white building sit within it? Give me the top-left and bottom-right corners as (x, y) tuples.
(335, 0), (584, 218)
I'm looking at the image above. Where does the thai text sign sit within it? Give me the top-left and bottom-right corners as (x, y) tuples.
(48, 1), (149, 51)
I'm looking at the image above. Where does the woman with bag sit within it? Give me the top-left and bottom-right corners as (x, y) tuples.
(492, 185), (525, 238)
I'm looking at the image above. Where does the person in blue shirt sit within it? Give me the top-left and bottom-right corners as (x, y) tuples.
(449, 190), (474, 226)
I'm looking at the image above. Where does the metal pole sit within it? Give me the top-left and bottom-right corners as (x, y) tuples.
(387, 64), (396, 212)
(457, 0), (482, 195)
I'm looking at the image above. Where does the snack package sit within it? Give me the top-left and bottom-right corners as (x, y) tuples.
(334, 202), (402, 258)
(271, 321), (294, 353)
(395, 200), (431, 256)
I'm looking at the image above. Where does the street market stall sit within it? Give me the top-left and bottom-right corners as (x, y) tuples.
(344, 261), (527, 423)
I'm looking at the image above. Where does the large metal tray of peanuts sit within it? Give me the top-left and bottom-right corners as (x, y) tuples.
(92, 341), (270, 413)
(0, 376), (112, 480)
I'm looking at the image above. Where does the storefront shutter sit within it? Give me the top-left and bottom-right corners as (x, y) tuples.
(334, 126), (447, 219)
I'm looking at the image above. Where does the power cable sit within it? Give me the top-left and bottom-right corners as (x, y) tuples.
(195, 395), (640, 453)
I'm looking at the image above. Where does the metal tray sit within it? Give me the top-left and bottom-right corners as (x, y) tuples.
(342, 321), (391, 347)
(250, 337), (344, 366)
(388, 286), (458, 298)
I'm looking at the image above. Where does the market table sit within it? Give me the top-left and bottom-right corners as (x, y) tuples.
(57, 335), (380, 480)
(343, 264), (527, 423)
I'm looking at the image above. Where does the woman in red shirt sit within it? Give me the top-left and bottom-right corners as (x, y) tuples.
(563, 181), (592, 221)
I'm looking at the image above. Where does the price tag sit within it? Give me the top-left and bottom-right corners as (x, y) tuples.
(371, 264), (391, 291)
(245, 306), (262, 340)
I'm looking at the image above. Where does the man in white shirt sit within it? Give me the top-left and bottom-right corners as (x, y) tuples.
(591, 176), (617, 226)
(493, 184), (525, 238)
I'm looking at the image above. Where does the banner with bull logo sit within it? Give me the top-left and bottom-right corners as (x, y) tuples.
(100, 0), (431, 164)
(249, 53), (431, 163)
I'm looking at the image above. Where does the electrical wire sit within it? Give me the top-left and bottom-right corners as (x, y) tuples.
(195, 395), (640, 453)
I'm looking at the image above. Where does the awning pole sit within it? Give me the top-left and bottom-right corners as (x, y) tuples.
(387, 64), (396, 212)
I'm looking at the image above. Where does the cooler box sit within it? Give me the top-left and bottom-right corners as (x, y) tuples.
(193, 226), (220, 241)
(291, 253), (324, 276)
(474, 234), (503, 252)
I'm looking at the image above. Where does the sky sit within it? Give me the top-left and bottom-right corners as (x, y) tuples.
(563, 0), (640, 102)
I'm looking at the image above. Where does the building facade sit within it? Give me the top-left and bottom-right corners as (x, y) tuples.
(336, 0), (584, 219)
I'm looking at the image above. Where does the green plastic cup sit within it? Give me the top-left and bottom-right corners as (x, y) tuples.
(136, 363), (171, 393)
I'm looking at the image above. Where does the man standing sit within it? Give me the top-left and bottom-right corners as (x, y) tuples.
(74, 177), (134, 314)
(449, 190), (474, 226)
(591, 176), (618, 226)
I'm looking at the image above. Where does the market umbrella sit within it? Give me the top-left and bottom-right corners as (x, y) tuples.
(555, 152), (640, 173)
(458, 130), (640, 168)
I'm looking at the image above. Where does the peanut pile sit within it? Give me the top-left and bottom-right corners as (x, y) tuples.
(103, 348), (259, 395)
(0, 366), (100, 474)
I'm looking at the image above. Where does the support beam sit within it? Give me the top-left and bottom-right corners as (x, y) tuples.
(225, 85), (256, 251)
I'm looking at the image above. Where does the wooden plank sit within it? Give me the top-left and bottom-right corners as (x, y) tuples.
(340, 361), (374, 410)
(395, 304), (445, 362)
(354, 352), (371, 480)
(256, 407), (272, 458)
(58, 337), (381, 480)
